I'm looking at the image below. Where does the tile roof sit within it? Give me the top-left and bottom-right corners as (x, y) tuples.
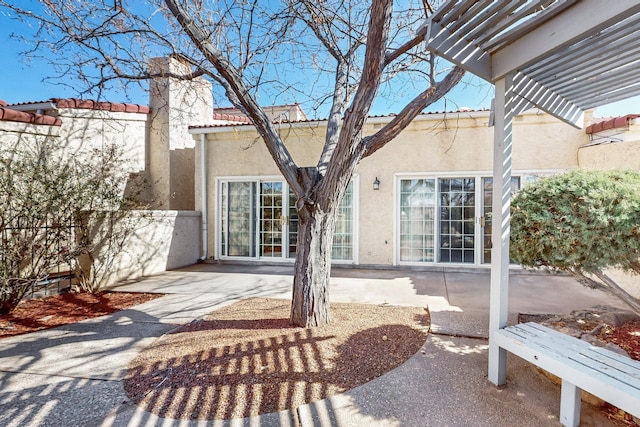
(0, 106), (62, 126)
(586, 114), (640, 134)
(53, 98), (151, 113)
(1, 97), (150, 126)
(190, 108), (491, 130)
(212, 112), (251, 123)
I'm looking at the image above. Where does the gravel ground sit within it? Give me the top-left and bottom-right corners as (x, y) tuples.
(124, 297), (429, 421)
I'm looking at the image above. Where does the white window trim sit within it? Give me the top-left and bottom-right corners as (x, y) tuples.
(393, 170), (561, 267)
(216, 174), (359, 264)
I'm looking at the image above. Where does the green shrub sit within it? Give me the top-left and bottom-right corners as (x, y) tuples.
(510, 169), (640, 313)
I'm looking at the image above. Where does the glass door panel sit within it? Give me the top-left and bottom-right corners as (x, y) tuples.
(439, 178), (475, 263)
(332, 183), (354, 260)
(222, 179), (355, 261)
(287, 190), (298, 258)
(399, 179), (436, 262)
(481, 177), (520, 264)
(224, 181), (256, 257)
(260, 182), (283, 257)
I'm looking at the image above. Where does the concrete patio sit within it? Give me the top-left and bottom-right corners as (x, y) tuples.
(0, 264), (628, 426)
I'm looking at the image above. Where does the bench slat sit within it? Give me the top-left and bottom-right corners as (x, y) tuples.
(579, 348), (640, 382)
(493, 324), (640, 417)
(507, 323), (640, 382)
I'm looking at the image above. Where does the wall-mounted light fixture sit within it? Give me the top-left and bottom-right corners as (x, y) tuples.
(373, 177), (380, 191)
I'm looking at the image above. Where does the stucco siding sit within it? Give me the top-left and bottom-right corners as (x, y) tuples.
(199, 109), (587, 267)
(579, 140), (640, 170)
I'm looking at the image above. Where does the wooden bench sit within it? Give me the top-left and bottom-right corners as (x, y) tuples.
(492, 322), (640, 427)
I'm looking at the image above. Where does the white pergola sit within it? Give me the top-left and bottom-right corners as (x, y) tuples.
(424, 0), (640, 385)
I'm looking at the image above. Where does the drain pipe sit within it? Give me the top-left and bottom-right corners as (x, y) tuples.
(200, 133), (208, 261)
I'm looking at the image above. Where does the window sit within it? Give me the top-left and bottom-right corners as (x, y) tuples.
(220, 179), (356, 261)
(399, 179), (436, 262)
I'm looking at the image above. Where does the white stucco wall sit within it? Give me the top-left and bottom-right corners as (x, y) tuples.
(57, 108), (149, 173)
(0, 107), (149, 200)
(579, 118), (640, 170)
(579, 140), (640, 170)
(1, 107), (201, 290)
(91, 210), (201, 288)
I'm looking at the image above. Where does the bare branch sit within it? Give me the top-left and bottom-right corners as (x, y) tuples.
(384, 23), (428, 67)
(362, 66), (465, 158)
(163, 0), (301, 193)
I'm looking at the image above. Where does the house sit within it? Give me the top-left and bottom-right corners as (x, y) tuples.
(190, 103), (640, 270)
(2, 56), (639, 286)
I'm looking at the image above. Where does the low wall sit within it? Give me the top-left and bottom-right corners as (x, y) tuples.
(88, 210), (201, 288)
(579, 140), (640, 170)
(604, 268), (640, 300)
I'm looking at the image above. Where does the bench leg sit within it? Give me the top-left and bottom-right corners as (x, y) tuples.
(488, 344), (507, 385)
(559, 379), (581, 427)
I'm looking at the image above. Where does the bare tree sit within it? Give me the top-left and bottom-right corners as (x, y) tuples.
(1, 0), (464, 327)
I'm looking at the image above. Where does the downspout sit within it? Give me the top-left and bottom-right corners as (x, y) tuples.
(200, 133), (208, 261)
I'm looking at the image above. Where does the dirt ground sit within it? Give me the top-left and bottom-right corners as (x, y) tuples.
(124, 297), (429, 420)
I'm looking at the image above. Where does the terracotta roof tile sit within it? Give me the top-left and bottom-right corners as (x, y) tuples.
(52, 98), (151, 114)
(0, 107), (62, 126)
(7, 98), (150, 114)
(212, 112), (251, 122)
(586, 114), (640, 134)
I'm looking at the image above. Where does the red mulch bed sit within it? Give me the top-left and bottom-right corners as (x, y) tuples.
(0, 291), (162, 338)
(599, 320), (640, 361)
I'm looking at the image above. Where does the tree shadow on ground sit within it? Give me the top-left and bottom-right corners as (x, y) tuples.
(124, 299), (428, 421)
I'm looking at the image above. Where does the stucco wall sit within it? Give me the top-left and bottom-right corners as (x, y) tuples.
(0, 108), (149, 201)
(56, 108), (148, 173)
(93, 210), (201, 288)
(579, 140), (640, 170)
(356, 111), (583, 265)
(579, 119), (640, 170)
(149, 56), (213, 210)
(196, 109), (586, 266)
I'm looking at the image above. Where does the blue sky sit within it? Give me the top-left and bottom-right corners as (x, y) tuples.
(1, 6), (638, 118)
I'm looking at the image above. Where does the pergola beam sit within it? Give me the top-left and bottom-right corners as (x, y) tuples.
(426, 19), (491, 80)
(491, 0), (640, 80)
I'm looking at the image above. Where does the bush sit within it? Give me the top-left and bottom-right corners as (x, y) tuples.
(0, 139), (135, 314)
(510, 169), (640, 313)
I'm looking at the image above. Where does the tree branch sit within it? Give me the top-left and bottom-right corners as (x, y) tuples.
(383, 23), (429, 67)
(362, 66), (464, 158)
(163, 0), (301, 194)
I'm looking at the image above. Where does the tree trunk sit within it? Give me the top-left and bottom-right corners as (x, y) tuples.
(592, 270), (640, 316)
(289, 167), (346, 328)
(290, 203), (336, 327)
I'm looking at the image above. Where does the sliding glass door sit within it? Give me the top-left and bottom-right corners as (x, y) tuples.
(481, 177), (521, 264)
(439, 178), (475, 263)
(221, 181), (256, 257)
(399, 179), (436, 262)
(398, 175), (525, 266)
(220, 179), (355, 261)
(259, 182), (284, 258)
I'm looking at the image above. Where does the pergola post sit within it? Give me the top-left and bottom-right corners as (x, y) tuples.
(488, 72), (515, 385)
